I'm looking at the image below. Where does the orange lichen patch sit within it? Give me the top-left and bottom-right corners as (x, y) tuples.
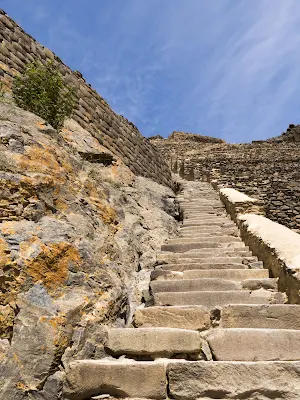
(0, 305), (14, 339)
(21, 240), (82, 290)
(54, 199), (69, 212)
(0, 238), (11, 267)
(0, 222), (16, 236)
(15, 382), (29, 391)
(0, 62), (10, 73)
(16, 146), (67, 181)
(35, 121), (47, 130)
(89, 197), (117, 225)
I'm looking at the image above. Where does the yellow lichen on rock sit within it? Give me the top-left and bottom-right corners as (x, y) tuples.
(20, 239), (82, 291)
(0, 237), (11, 267)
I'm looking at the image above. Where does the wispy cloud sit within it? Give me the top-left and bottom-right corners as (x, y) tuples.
(2, 0), (300, 142)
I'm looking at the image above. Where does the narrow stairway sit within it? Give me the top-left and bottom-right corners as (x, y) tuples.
(65, 181), (300, 400)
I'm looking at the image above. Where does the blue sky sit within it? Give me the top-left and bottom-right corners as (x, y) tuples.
(2, 0), (300, 142)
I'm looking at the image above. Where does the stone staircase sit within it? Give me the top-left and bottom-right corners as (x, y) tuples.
(65, 181), (300, 400)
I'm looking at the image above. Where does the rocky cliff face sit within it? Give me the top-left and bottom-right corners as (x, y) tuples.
(0, 101), (177, 399)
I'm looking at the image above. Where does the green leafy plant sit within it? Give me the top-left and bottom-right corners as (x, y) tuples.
(12, 61), (77, 130)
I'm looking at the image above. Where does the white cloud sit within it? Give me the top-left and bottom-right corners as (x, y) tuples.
(13, 0), (300, 142)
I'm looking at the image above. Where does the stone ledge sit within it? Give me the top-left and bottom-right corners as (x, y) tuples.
(219, 187), (264, 221)
(237, 213), (300, 304)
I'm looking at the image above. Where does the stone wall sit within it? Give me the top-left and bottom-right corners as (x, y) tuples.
(217, 186), (300, 304)
(0, 9), (172, 187)
(150, 134), (300, 233)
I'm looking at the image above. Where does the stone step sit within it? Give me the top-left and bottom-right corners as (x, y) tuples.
(179, 227), (238, 235)
(150, 278), (277, 293)
(64, 359), (167, 400)
(161, 241), (245, 252)
(178, 233), (240, 240)
(184, 213), (226, 219)
(182, 220), (235, 228)
(153, 290), (285, 308)
(157, 250), (252, 262)
(168, 361), (300, 399)
(104, 328), (201, 359)
(159, 247), (250, 256)
(133, 305), (210, 330)
(205, 328), (300, 361)
(179, 226), (238, 235)
(183, 269), (269, 280)
(166, 236), (243, 245)
(221, 304), (300, 329)
(156, 261), (247, 271)
(179, 229), (239, 237)
(183, 214), (226, 219)
(151, 278), (241, 292)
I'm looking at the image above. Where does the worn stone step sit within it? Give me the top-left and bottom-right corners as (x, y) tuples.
(179, 229), (239, 237)
(205, 328), (300, 361)
(64, 359), (167, 400)
(153, 290), (285, 307)
(157, 250), (252, 263)
(179, 226), (238, 235)
(168, 361), (300, 399)
(159, 247), (250, 256)
(183, 215), (227, 220)
(166, 236), (243, 245)
(184, 209), (225, 215)
(156, 261), (247, 271)
(178, 233), (240, 240)
(161, 241), (245, 252)
(221, 304), (300, 329)
(151, 270), (184, 281)
(182, 220), (235, 228)
(151, 278), (277, 293)
(183, 268), (269, 279)
(105, 328), (201, 359)
(133, 305), (210, 330)
(151, 278), (241, 292)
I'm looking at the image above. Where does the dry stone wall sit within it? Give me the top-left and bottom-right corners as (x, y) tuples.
(0, 9), (172, 187)
(150, 134), (300, 232)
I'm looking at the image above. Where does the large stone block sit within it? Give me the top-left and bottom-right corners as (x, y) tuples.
(168, 361), (300, 399)
(151, 278), (241, 293)
(183, 268), (269, 280)
(153, 290), (277, 307)
(206, 328), (300, 361)
(157, 262), (247, 272)
(221, 304), (300, 329)
(64, 360), (167, 400)
(105, 328), (201, 358)
(133, 306), (210, 330)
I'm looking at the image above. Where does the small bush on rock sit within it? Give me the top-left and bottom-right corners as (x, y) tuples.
(12, 61), (77, 130)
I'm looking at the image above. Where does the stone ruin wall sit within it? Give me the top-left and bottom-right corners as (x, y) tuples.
(150, 136), (300, 233)
(0, 9), (172, 187)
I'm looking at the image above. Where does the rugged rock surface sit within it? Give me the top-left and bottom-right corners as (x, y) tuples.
(0, 101), (177, 399)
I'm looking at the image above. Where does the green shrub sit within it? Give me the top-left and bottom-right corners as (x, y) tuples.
(12, 61), (77, 130)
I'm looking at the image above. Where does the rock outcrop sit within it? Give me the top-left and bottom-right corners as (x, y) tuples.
(0, 101), (177, 399)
